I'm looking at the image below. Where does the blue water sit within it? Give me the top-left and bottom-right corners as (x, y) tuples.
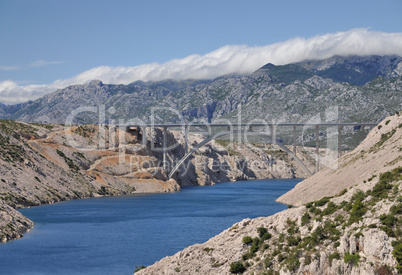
(0, 179), (300, 275)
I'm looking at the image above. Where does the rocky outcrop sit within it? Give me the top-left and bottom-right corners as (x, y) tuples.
(169, 131), (315, 187)
(135, 114), (402, 274)
(0, 199), (33, 242)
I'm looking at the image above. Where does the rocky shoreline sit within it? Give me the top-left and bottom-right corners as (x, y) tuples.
(135, 114), (402, 274)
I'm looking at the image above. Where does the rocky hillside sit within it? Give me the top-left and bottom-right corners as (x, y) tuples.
(0, 55), (401, 127)
(277, 112), (402, 206)
(135, 113), (402, 274)
(0, 120), (313, 242)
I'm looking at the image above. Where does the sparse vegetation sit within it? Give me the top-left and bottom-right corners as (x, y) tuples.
(301, 212), (311, 226)
(74, 125), (95, 138)
(314, 197), (330, 207)
(242, 236), (253, 245)
(227, 166), (402, 274)
(344, 253), (360, 266)
(229, 261), (246, 274)
(56, 149), (80, 172)
(134, 265), (146, 273)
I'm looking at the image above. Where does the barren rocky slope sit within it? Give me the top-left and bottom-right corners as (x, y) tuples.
(136, 114), (402, 274)
(277, 113), (402, 206)
(0, 120), (313, 242)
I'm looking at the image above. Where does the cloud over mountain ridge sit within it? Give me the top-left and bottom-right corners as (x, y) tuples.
(1, 28), (402, 104)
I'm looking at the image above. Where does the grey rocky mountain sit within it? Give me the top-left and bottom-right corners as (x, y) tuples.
(0, 55), (401, 125)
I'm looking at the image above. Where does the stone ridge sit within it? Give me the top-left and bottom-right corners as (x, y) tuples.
(0, 55), (401, 127)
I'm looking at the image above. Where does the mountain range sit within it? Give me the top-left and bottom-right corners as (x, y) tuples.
(0, 55), (401, 125)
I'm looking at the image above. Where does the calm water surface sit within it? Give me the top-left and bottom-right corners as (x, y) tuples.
(0, 178), (300, 275)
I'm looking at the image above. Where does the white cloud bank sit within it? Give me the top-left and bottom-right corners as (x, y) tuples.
(1, 28), (402, 104)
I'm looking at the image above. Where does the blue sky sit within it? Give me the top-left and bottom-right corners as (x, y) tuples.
(0, 0), (402, 103)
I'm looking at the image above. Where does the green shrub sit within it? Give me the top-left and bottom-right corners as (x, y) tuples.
(257, 227), (268, 238)
(351, 190), (366, 202)
(229, 261), (246, 274)
(287, 236), (301, 246)
(278, 233), (284, 243)
(343, 202), (353, 212)
(287, 224), (299, 235)
(277, 254), (286, 262)
(309, 205), (317, 213)
(381, 226), (395, 238)
(261, 232), (272, 242)
(321, 201), (337, 216)
(371, 181), (392, 199)
(312, 226), (327, 242)
(344, 253), (360, 266)
(334, 241), (340, 248)
(338, 188), (348, 196)
(380, 167), (402, 183)
(242, 236), (253, 245)
(334, 214), (345, 224)
(301, 212), (311, 226)
(312, 207), (322, 216)
(380, 214), (397, 227)
(304, 255), (312, 265)
(272, 249), (280, 256)
(347, 199), (367, 225)
(56, 149), (79, 172)
(242, 252), (253, 261)
(284, 254), (300, 272)
(314, 197), (330, 207)
(390, 204), (402, 215)
(392, 242), (402, 273)
(306, 202), (313, 208)
(250, 238), (260, 254)
(264, 257), (272, 268)
(328, 252), (340, 266)
(98, 186), (108, 195)
(134, 265), (146, 273)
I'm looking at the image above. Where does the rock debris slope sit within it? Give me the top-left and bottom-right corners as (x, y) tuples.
(135, 113), (402, 275)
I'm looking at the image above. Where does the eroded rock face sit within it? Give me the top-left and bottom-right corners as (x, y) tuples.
(0, 199), (33, 242)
